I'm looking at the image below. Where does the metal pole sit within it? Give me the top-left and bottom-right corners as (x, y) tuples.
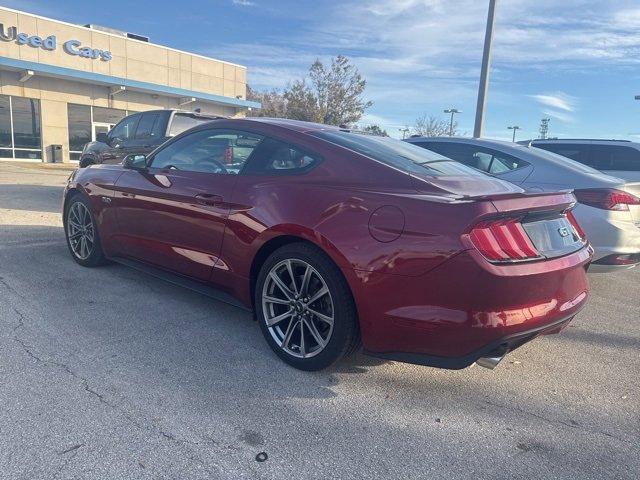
(473, 0), (498, 138)
(508, 125), (520, 142)
(444, 109), (461, 137)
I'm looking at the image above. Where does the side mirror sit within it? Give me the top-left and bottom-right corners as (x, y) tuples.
(96, 132), (109, 143)
(123, 154), (148, 170)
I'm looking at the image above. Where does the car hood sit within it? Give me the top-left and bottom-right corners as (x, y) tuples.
(410, 172), (525, 199)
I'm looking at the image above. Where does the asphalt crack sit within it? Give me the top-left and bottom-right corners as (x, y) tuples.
(482, 398), (632, 446)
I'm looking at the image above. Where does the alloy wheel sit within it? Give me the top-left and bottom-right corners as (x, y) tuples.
(261, 259), (334, 358)
(67, 202), (95, 260)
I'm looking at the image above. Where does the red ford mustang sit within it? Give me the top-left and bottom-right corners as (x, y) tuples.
(63, 118), (592, 371)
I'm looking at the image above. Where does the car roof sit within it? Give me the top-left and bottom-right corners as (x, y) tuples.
(243, 117), (343, 133)
(406, 136), (626, 188)
(527, 138), (638, 146)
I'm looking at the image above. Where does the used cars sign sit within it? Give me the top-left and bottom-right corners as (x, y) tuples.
(0, 23), (112, 61)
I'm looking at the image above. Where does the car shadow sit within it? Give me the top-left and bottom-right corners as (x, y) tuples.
(0, 184), (65, 213)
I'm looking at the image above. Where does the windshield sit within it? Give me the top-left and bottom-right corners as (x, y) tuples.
(312, 131), (488, 177)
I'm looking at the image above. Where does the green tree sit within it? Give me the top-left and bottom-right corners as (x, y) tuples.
(247, 56), (372, 125)
(362, 124), (388, 136)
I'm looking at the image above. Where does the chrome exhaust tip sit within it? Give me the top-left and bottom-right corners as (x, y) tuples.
(476, 354), (505, 370)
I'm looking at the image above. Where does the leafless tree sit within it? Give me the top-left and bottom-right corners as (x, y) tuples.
(246, 86), (287, 118)
(412, 114), (458, 137)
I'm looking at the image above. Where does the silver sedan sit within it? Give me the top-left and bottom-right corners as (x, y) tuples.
(406, 136), (640, 273)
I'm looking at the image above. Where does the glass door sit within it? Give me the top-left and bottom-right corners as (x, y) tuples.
(92, 122), (114, 142)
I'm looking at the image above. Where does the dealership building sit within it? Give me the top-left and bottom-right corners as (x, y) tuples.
(0, 6), (259, 163)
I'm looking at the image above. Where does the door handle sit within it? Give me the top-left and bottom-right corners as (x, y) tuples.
(195, 193), (223, 206)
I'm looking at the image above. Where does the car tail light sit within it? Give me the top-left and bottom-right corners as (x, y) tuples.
(574, 188), (640, 211)
(566, 210), (586, 239)
(469, 218), (540, 262)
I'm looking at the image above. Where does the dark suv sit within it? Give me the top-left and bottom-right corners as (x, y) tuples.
(529, 139), (640, 182)
(79, 110), (222, 167)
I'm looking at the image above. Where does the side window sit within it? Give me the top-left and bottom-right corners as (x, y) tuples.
(426, 144), (529, 174)
(420, 143), (478, 167)
(590, 145), (640, 171)
(471, 151), (493, 172)
(150, 129), (263, 174)
(484, 150), (528, 174)
(135, 112), (163, 140)
(537, 144), (593, 167)
(242, 137), (320, 175)
(109, 114), (141, 142)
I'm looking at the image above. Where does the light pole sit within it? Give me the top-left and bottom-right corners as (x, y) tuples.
(444, 109), (461, 136)
(508, 125), (521, 142)
(399, 127), (410, 139)
(473, 0), (498, 138)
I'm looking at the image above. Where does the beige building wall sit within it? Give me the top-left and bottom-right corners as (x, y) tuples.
(0, 7), (247, 100)
(0, 7), (252, 162)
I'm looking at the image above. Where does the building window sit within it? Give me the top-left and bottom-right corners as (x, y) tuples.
(68, 104), (91, 161)
(0, 94), (42, 160)
(93, 106), (127, 124)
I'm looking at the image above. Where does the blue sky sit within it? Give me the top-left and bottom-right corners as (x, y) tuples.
(9, 0), (640, 140)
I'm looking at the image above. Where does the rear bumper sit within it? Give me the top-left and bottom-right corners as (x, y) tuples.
(365, 314), (574, 369)
(574, 204), (640, 271)
(345, 246), (591, 365)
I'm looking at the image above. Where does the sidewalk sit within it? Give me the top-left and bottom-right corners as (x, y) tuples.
(2, 161), (78, 172)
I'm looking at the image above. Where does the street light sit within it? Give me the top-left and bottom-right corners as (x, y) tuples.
(508, 125), (521, 142)
(474, 0), (498, 138)
(399, 127), (410, 139)
(444, 109), (461, 136)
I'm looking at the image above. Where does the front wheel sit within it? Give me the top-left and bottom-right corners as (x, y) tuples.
(64, 195), (108, 267)
(255, 243), (359, 371)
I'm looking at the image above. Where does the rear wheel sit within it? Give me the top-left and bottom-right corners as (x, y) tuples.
(255, 243), (359, 371)
(64, 195), (108, 267)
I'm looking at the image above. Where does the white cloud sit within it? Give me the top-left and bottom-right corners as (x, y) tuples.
(232, 0), (255, 6)
(531, 93), (576, 112)
(209, 0), (640, 135)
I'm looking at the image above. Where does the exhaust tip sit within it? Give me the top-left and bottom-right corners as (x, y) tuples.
(476, 354), (505, 370)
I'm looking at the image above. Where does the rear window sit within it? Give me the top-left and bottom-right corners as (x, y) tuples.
(313, 131), (487, 177)
(534, 143), (592, 166)
(169, 113), (216, 136)
(590, 145), (640, 171)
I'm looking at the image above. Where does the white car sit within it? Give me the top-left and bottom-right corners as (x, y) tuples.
(406, 137), (640, 273)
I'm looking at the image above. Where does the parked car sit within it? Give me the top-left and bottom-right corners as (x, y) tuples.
(63, 119), (592, 371)
(526, 139), (640, 182)
(406, 137), (640, 272)
(79, 109), (223, 168)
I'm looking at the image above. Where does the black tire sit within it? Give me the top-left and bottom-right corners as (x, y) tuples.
(79, 157), (94, 168)
(255, 243), (360, 371)
(64, 194), (108, 267)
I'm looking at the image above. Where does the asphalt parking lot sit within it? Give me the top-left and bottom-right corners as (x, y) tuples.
(0, 162), (638, 480)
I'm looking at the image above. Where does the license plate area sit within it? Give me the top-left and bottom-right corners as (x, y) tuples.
(522, 215), (584, 259)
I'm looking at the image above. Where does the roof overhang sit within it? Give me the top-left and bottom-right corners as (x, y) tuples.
(0, 56), (261, 110)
